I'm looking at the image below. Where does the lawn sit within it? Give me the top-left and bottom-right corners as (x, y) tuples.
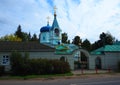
(0, 72), (73, 80)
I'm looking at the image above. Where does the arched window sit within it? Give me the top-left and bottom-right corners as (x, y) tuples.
(43, 36), (45, 40)
(54, 28), (59, 36)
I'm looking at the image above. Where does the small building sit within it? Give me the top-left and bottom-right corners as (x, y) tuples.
(90, 43), (120, 70)
(0, 41), (80, 71)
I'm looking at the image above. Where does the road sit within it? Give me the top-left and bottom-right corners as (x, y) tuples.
(0, 76), (120, 85)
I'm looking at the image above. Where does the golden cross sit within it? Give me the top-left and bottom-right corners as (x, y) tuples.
(47, 16), (50, 22)
(54, 6), (57, 14)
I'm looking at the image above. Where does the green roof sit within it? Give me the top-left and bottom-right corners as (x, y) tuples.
(91, 45), (120, 55)
(55, 44), (79, 55)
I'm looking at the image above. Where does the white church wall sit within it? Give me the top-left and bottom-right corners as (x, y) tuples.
(89, 55), (96, 69)
(40, 32), (50, 43)
(89, 54), (105, 70)
(105, 52), (120, 70)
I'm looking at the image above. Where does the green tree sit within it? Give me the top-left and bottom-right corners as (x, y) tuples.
(91, 32), (115, 51)
(31, 33), (38, 41)
(15, 25), (32, 41)
(0, 34), (22, 41)
(28, 32), (31, 41)
(100, 32), (115, 46)
(62, 32), (68, 43)
(67, 40), (70, 44)
(14, 25), (23, 39)
(72, 36), (82, 46)
(82, 39), (91, 51)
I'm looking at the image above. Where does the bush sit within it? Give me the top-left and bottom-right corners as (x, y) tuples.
(0, 65), (5, 76)
(10, 51), (30, 76)
(10, 51), (71, 76)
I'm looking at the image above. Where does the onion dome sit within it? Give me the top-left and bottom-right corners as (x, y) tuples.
(40, 23), (51, 32)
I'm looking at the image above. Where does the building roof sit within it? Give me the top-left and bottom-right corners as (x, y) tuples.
(40, 23), (51, 32)
(51, 15), (60, 30)
(0, 41), (55, 52)
(55, 44), (79, 55)
(91, 45), (120, 55)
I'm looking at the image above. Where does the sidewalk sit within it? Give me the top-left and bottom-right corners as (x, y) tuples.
(72, 69), (110, 75)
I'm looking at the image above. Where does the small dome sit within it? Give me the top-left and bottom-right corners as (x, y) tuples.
(40, 24), (51, 32)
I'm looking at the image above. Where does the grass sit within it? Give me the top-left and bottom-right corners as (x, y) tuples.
(0, 72), (73, 80)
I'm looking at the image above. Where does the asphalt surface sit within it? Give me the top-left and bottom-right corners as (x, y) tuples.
(0, 75), (120, 85)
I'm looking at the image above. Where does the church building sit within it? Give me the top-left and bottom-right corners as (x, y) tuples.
(40, 7), (62, 46)
(0, 7), (80, 71)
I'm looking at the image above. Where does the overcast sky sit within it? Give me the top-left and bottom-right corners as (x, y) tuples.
(0, 0), (120, 43)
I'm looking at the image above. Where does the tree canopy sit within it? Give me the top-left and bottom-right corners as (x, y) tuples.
(0, 24), (39, 42)
(62, 32), (69, 43)
(0, 34), (22, 41)
(91, 32), (115, 51)
(72, 36), (82, 46)
(81, 39), (91, 51)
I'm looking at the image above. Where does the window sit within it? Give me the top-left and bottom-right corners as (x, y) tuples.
(2, 55), (9, 65)
(43, 36), (45, 40)
(54, 28), (59, 36)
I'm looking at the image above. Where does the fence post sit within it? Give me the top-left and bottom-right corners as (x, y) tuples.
(108, 67), (111, 73)
(81, 68), (84, 74)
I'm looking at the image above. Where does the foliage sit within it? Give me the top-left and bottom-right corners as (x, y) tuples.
(10, 51), (70, 76)
(72, 36), (82, 46)
(14, 25), (23, 39)
(91, 32), (115, 51)
(10, 51), (28, 76)
(0, 66), (5, 76)
(62, 32), (68, 43)
(31, 33), (38, 41)
(14, 25), (38, 41)
(81, 39), (91, 51)
(0, 34), (22, 41)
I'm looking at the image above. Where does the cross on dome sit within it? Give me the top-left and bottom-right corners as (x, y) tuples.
(54, 6), (57, 16)
(46, 16), (50, 25)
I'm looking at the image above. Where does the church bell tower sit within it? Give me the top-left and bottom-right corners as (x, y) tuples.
(49, 6), (62, 45)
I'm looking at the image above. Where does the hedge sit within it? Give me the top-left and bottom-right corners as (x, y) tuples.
(0, 65), (5, 76)
(10, 51), (71, 76)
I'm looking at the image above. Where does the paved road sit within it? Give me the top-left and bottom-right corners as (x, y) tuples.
(0, 76), (120, 85)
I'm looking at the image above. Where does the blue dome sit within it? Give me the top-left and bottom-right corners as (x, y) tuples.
(40, 24), (51, 32)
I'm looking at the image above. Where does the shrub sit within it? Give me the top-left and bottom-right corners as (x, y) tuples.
(10, 51), (30, 76)
(0, 65), (5, 76)
(10, 51), (71, 75)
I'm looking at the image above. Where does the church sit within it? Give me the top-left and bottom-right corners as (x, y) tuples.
(0, 7), (120, 71)
(0, 7), (81, 71)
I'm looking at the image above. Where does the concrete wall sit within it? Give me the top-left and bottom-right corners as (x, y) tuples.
(90, 52), (120, 70)
(0, 51), (75, 71)
(104, 52), (120, 70)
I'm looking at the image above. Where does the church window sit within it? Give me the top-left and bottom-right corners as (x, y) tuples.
(2, 55), (9, 65)
(43, 36), (45, 40)
(54, 28), (59, 36)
